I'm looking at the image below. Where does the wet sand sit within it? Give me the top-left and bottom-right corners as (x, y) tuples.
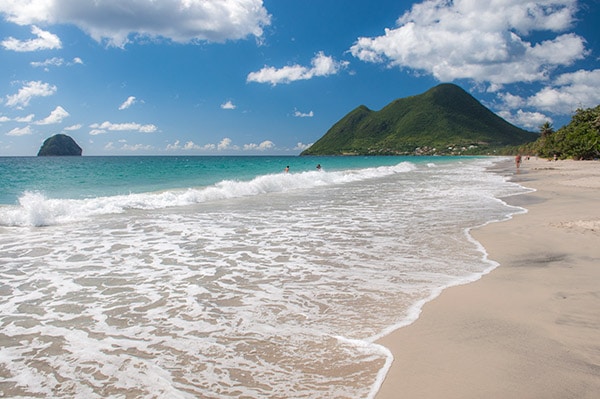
(375, 157), (600, 399)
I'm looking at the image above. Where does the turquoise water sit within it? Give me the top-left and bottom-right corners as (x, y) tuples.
(0, 155), (529, 398)
(0, 156), (439, 204)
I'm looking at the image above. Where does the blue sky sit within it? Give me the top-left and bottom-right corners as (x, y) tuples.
(1, 0), (599, 156)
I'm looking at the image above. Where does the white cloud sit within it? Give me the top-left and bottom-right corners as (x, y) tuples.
(104, 140), (153, 152)
(497, 92), (526, 109)
(15, 114), (35, 123)
(30, 57), (84, 69)
(526, 69), (600, 113)
(0, 116), (10, 123)
(35, 106), (69, 125)
(1, 25), (61, 52)
(498, 68), (600, 115)
(89, 121), (158, 134)
(64, 124), (82, 131)
(166, 140), (182, 151)
(119, 96), (137, 110)
(5, 81), (57, 108)
(120, 143), (154, 152)
(167, 139), (280, 153)
(350, 0), (585, 85)
(294, 109), (314, 118)
(247, 51), (349, 85)
(294, 142), (312, 151)
(31, 57), (64, 68)
(0, 0), (270, 48)
(217, 137), (236, 151)
(498, 109), (552, 130)
(166, 140), (216, 151)
(221, 100), (236, 110)
(6, 125), (33, 136)
(189, 141), (215, 151)
(243, 140), (274, 151)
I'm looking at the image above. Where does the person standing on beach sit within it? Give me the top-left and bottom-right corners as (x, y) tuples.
(515, 154), (522, 170)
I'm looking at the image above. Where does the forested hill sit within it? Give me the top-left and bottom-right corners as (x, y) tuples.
(301, 83), (538, 156)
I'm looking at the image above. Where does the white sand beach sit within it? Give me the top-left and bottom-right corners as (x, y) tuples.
(375, 157), (600, 399)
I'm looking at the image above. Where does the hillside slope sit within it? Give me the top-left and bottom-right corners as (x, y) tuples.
(301, 84), (538, 155)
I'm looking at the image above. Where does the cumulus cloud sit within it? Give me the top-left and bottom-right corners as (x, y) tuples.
(0, 0), (270, 47)
(247, 51), (349, 85)
(6, 126), (33, 136)
(294, 142), (312, 151)
(104, 140), (154, 152)
(243, 140), (274, 151)
(497, 68), (600, 117)
(167, 139), (277, 152)
(492, 67), (600, 129)
(5, 81), (57, 108)
(89, 121), (158, 135)
(166, 140), (216, 151)
(350, 0), (585, 85)
(64, 124), (82, 131)
(120, 143), (154, 152)
(119, 96), (137, 110)
(35, 105), (69, 125)
(498, 109), (552, 130)
(221, 100), (236, 110)
(15, 114), (35, 123)
(1, 25), (61, 51)
(526, 69), (600, 113)
(217, 137), (238, 151)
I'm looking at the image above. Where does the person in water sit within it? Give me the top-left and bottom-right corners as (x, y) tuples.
(316, 164), (321, 171)
(284, 166), (289, 173)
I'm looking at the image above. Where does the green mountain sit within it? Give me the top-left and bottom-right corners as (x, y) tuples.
(37, 134), (82, 156)
(301, 83), (538, 156)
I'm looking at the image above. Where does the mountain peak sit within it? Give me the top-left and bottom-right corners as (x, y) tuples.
(301, 84), (537, 156)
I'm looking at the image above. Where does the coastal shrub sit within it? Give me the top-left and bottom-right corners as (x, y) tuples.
(521, 105), (600, 160)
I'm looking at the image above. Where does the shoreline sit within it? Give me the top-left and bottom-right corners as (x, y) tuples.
(374, 157), (600, 398)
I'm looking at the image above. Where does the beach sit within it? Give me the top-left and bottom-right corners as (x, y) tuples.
(2, 156), (530, 398)
(375, 157), (600, 398)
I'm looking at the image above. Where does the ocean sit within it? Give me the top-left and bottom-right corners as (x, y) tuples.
(0, 155), (528, 398)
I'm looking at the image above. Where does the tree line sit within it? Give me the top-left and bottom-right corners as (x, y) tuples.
(518, 105), (600, 160)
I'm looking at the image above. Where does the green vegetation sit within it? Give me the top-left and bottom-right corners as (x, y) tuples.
(37, 134), (83, 156)
(301, 83), (538, 156)
(516, 105), (600, 160)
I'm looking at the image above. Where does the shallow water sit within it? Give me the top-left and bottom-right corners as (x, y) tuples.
(0, 156), (527, 398)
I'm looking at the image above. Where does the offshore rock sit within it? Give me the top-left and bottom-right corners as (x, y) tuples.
(37, 134), (83, 156)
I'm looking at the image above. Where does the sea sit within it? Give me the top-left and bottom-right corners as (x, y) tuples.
(0, 155), (529, 398)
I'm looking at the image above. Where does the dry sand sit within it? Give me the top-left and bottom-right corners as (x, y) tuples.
(375, 157), (600, 399)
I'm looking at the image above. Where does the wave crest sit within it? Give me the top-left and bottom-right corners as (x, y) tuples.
(0, 162), (416, 227)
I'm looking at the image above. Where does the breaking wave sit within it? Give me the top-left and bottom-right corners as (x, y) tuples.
(0, 162), (416, 227)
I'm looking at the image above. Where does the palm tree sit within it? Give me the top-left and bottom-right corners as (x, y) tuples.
(539, 121), (554, 138)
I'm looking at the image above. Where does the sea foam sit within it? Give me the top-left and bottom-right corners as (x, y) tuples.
(0, 162), (416, 227)
(0, 157), (534, 398)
